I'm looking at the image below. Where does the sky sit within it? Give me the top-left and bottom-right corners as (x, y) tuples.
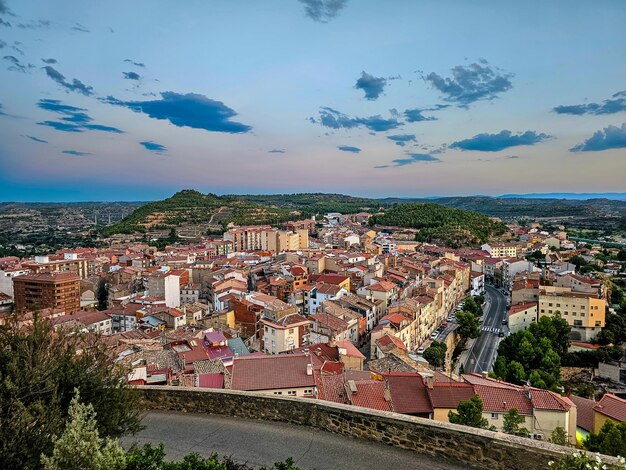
(0, 0), (625, 202)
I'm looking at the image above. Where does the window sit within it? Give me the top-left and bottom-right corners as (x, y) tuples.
(573, 320), (583, 326)
(491, 413), (499, 420)
(289, 328), (294, 334)
(273, 391), (282, 395)
(595, 321), (602, 327)
(287, 391), (296, 396)
(304, 389), (313, 395)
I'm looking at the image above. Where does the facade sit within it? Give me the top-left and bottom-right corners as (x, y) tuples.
(260, 313), (311, 354)
(147, 272), (181, 308)
(538, 287), (605, 341)
(13, 272), (80, 313)
(508, 302), (538, 334)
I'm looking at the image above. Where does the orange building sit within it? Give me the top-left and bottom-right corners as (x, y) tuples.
(13, 272), (81, 313)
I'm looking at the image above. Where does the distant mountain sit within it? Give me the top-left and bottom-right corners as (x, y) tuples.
(498, 193), (626, 201)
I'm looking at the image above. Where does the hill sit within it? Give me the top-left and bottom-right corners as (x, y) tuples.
(369, 203), (508, 247)
(103, 190), (295, 236)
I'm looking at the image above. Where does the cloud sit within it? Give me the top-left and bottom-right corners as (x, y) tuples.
(124, 58), (145, 68)
(0, 40), (5, 48)
(387, 134), (416, 147)
(312, 106), (402, 132)
(123, 71), (141, 80)
(25, 135), (48, 143)
(570, 123), (626, 152)
(0, 103), (4, 115)
(376, 152), (440, 168)
(140, 141), (167, 154)
(0, 0), (11, 15)
(425, 61), (513, 106)
(36, 99), (123, 133)
(71, 22), (89, 32)
(298, 0), (347, 23)
(3, 55), (33, 72)
(355, 71), (387, 100)
(43, 66), (94, 96)
(41, 58), (57, 64)
(102, 91), (252, 133)
(554, 91), (626, 116)
(17, 19), (50, 29)
(450, 130), (550, 151)
(62, 150), (91, 156)
(268, 148), (286, 153)
(337, 145), (361, 153)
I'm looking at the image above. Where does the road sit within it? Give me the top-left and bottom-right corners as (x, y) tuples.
(123, 411), (465, 470)
(464, 285), (508, 374)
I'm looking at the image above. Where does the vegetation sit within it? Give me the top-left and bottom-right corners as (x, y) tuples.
(456, 311), (481, 341)
(585, 421), (626, 458)
(369, 203), (507, 247)
(549, 450), (626, 470)
(423, 341), (447, 368)
(502, 408), (530, 437)
(462, 296), (483, 317)
(550, 427), (570, 446)
(448, 395), (490, 429)
(0, 316), (142, 469)
(493, 315), (570, 390)
(596, 300), (626, 345)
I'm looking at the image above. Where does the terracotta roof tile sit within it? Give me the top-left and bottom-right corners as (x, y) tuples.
(231, 354), (315, 391)
(594, 393), (626, 423)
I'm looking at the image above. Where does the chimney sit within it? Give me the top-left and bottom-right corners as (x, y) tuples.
(306, 363), (313, 376)
(482, 371), (488, 378)
(422, 373), (434, 389)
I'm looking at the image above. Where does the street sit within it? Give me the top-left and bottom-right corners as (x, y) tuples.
(463, 285), (508, 374)
(123, 411), (465, 470)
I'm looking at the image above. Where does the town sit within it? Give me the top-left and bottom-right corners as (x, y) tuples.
(2, 202), (626, 459)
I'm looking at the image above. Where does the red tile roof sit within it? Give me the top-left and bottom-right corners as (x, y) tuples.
(569, 395), (596, 431)
(349, 380), (392, 412)
(335, 341), (366, 360)
(231, 354), (315, 391)
(594, 393), (626, 423)
(385, 373), (433, 415)
(429, 382), (476, 409)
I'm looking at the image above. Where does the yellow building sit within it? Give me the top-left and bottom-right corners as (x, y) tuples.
(538, 286), (605, 341)
(593, 393), (626, 433)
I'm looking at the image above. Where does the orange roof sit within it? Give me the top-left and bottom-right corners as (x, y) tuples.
(594, 393), (626, 423)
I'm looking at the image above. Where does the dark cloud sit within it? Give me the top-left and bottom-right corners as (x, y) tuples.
(25, 135), (48, 143)
(312, 106), (402, 132)
(450, 130), (550, 152)
(41, 58), (57, 64)
(268, 148), (286, 153)
(62, 150), (91, 156)
(124, 58), (145, 68)
(570, 123), (626, 152)
(387, 134), (416, 147)
(0, 18), (10, 27)
(0, 0), (11, 15)
(140, 141), (167, 154)
(43, 66), (94, 96)
(554, 91), (626, 116)
(425, 61), (513, 106)
(337, 145), (361, 153)
(298, 0), (347, 23)
(3, 55), (33, 72)
(0, 102), (4, 115)
(102, 92), (252, 134)
(123, 71), (141, 80)
(355, 71), (387, 100)
(36, 98), (123, 134)
(404, 108), (436, 122)
(71, 22), (89, 32)
(376, 153), (440, 168)
(0, 40), (6, 48)
(17, 19), (50, 29)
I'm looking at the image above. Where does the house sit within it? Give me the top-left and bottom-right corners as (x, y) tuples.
(230, 354), (316, 397)
(302, 283), (348, 315)
(358, 281), (399, 315)
(52, 310), (113, 335)
(260, 313), (311, 354)
(593, 393), (626, 433)
(569, 394), (596, 445)
(508, 302), (538, 334)
(152, 307), (187, 329)
(309, 311), (359, 345)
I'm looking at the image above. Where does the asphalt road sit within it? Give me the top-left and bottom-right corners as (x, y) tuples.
(123, 411), (466, 470)
(464, 285), (508, 374)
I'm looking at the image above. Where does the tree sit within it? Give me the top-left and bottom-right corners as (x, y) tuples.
(462, 297), (483, 317)
(448, 395), (489, 429)
(550, 426), (569, 446)
(424, 341), (447, 369)
(585, 420), (626, 457)
(41, 390), (126, 470)
(0, 316), (142, 469)
(456, 311), (480, 341)
(502, 408), (530, 437)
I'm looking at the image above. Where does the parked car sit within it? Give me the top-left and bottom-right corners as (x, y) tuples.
(498, 331), (505, 338)
(501, 318), (507, 325)
(431, 332), (438, 339)
(417, 347), (425, 355)
(442, 322), (448, 328)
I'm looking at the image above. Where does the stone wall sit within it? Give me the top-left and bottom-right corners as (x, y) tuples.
(137, 386), (613, 470)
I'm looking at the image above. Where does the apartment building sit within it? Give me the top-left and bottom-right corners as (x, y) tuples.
(538, 286), (605, 341)
(13, 272), (80, 313)
(223, 226), (308, 252)
(23, 254), (91, 280)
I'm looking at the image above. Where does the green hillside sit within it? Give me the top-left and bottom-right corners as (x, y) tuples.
(369, 203), (508, 247)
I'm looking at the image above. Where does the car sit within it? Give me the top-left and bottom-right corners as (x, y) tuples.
(442, 322), (448, 328)
(501, 319), (507, 325)
(417, 347), (425, 355)
(498, 331), (505, 338)
(430, 332), (438, 339)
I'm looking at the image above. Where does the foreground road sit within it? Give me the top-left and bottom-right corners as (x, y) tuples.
(464, 285), (507, 374)
(123, 411), (465, 470)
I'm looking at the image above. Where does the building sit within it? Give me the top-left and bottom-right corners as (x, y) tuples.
(53, 310), (113, 335)
(261, 313), (311, 354)
(508, 302), (538, 334)
(23, 254), (91, 280)
(147, 271), (181, 308)
(538, 286), (605, 341)
(593, 393), (626, 433)
(13, 272), (80, 313)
